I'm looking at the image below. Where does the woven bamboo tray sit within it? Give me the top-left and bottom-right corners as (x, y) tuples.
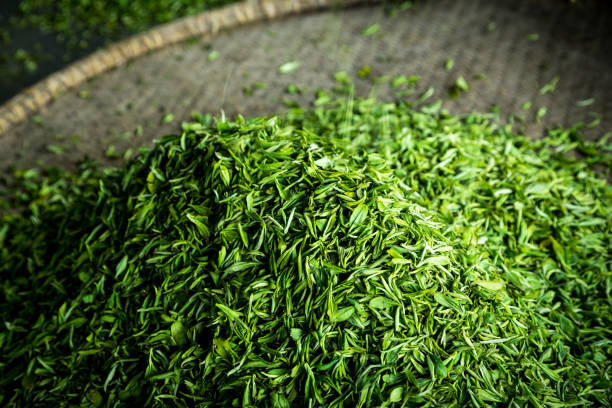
(1, 0), (610, 171)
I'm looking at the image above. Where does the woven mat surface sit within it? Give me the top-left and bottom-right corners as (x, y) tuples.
(1, 0), (611, 171)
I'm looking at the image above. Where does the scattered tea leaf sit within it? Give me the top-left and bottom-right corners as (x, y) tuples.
(539, 76), (559, 95)
(527, 33), (539, 41)
(445, 58), (454, 71)
(362, 23), (380, 36)
(208, 50), (220, 61)
(358, 65), (372, 78)
(576, 98), (594, 107)
(279, 60), (300, 74)
(456, 76), (469, 91)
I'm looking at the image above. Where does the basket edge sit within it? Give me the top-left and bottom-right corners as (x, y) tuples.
(0, 0), (379, 136)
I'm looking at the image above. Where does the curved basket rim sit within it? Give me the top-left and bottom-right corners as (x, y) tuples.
(0, 0), (377, 136)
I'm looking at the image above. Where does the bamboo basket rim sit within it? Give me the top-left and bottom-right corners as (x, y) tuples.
(0, 0), (377, 136)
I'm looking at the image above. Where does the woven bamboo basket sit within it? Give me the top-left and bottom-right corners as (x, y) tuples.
(0, 0), (610, 170)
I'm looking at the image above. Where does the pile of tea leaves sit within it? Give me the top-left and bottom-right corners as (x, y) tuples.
(0, 94), (610, 407)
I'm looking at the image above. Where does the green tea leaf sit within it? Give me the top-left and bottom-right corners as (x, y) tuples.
(369, 296), (399, 309)
(473, 280), (505, 292)
(362, 24), (380, 36)
(279, 61), (300, 74)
